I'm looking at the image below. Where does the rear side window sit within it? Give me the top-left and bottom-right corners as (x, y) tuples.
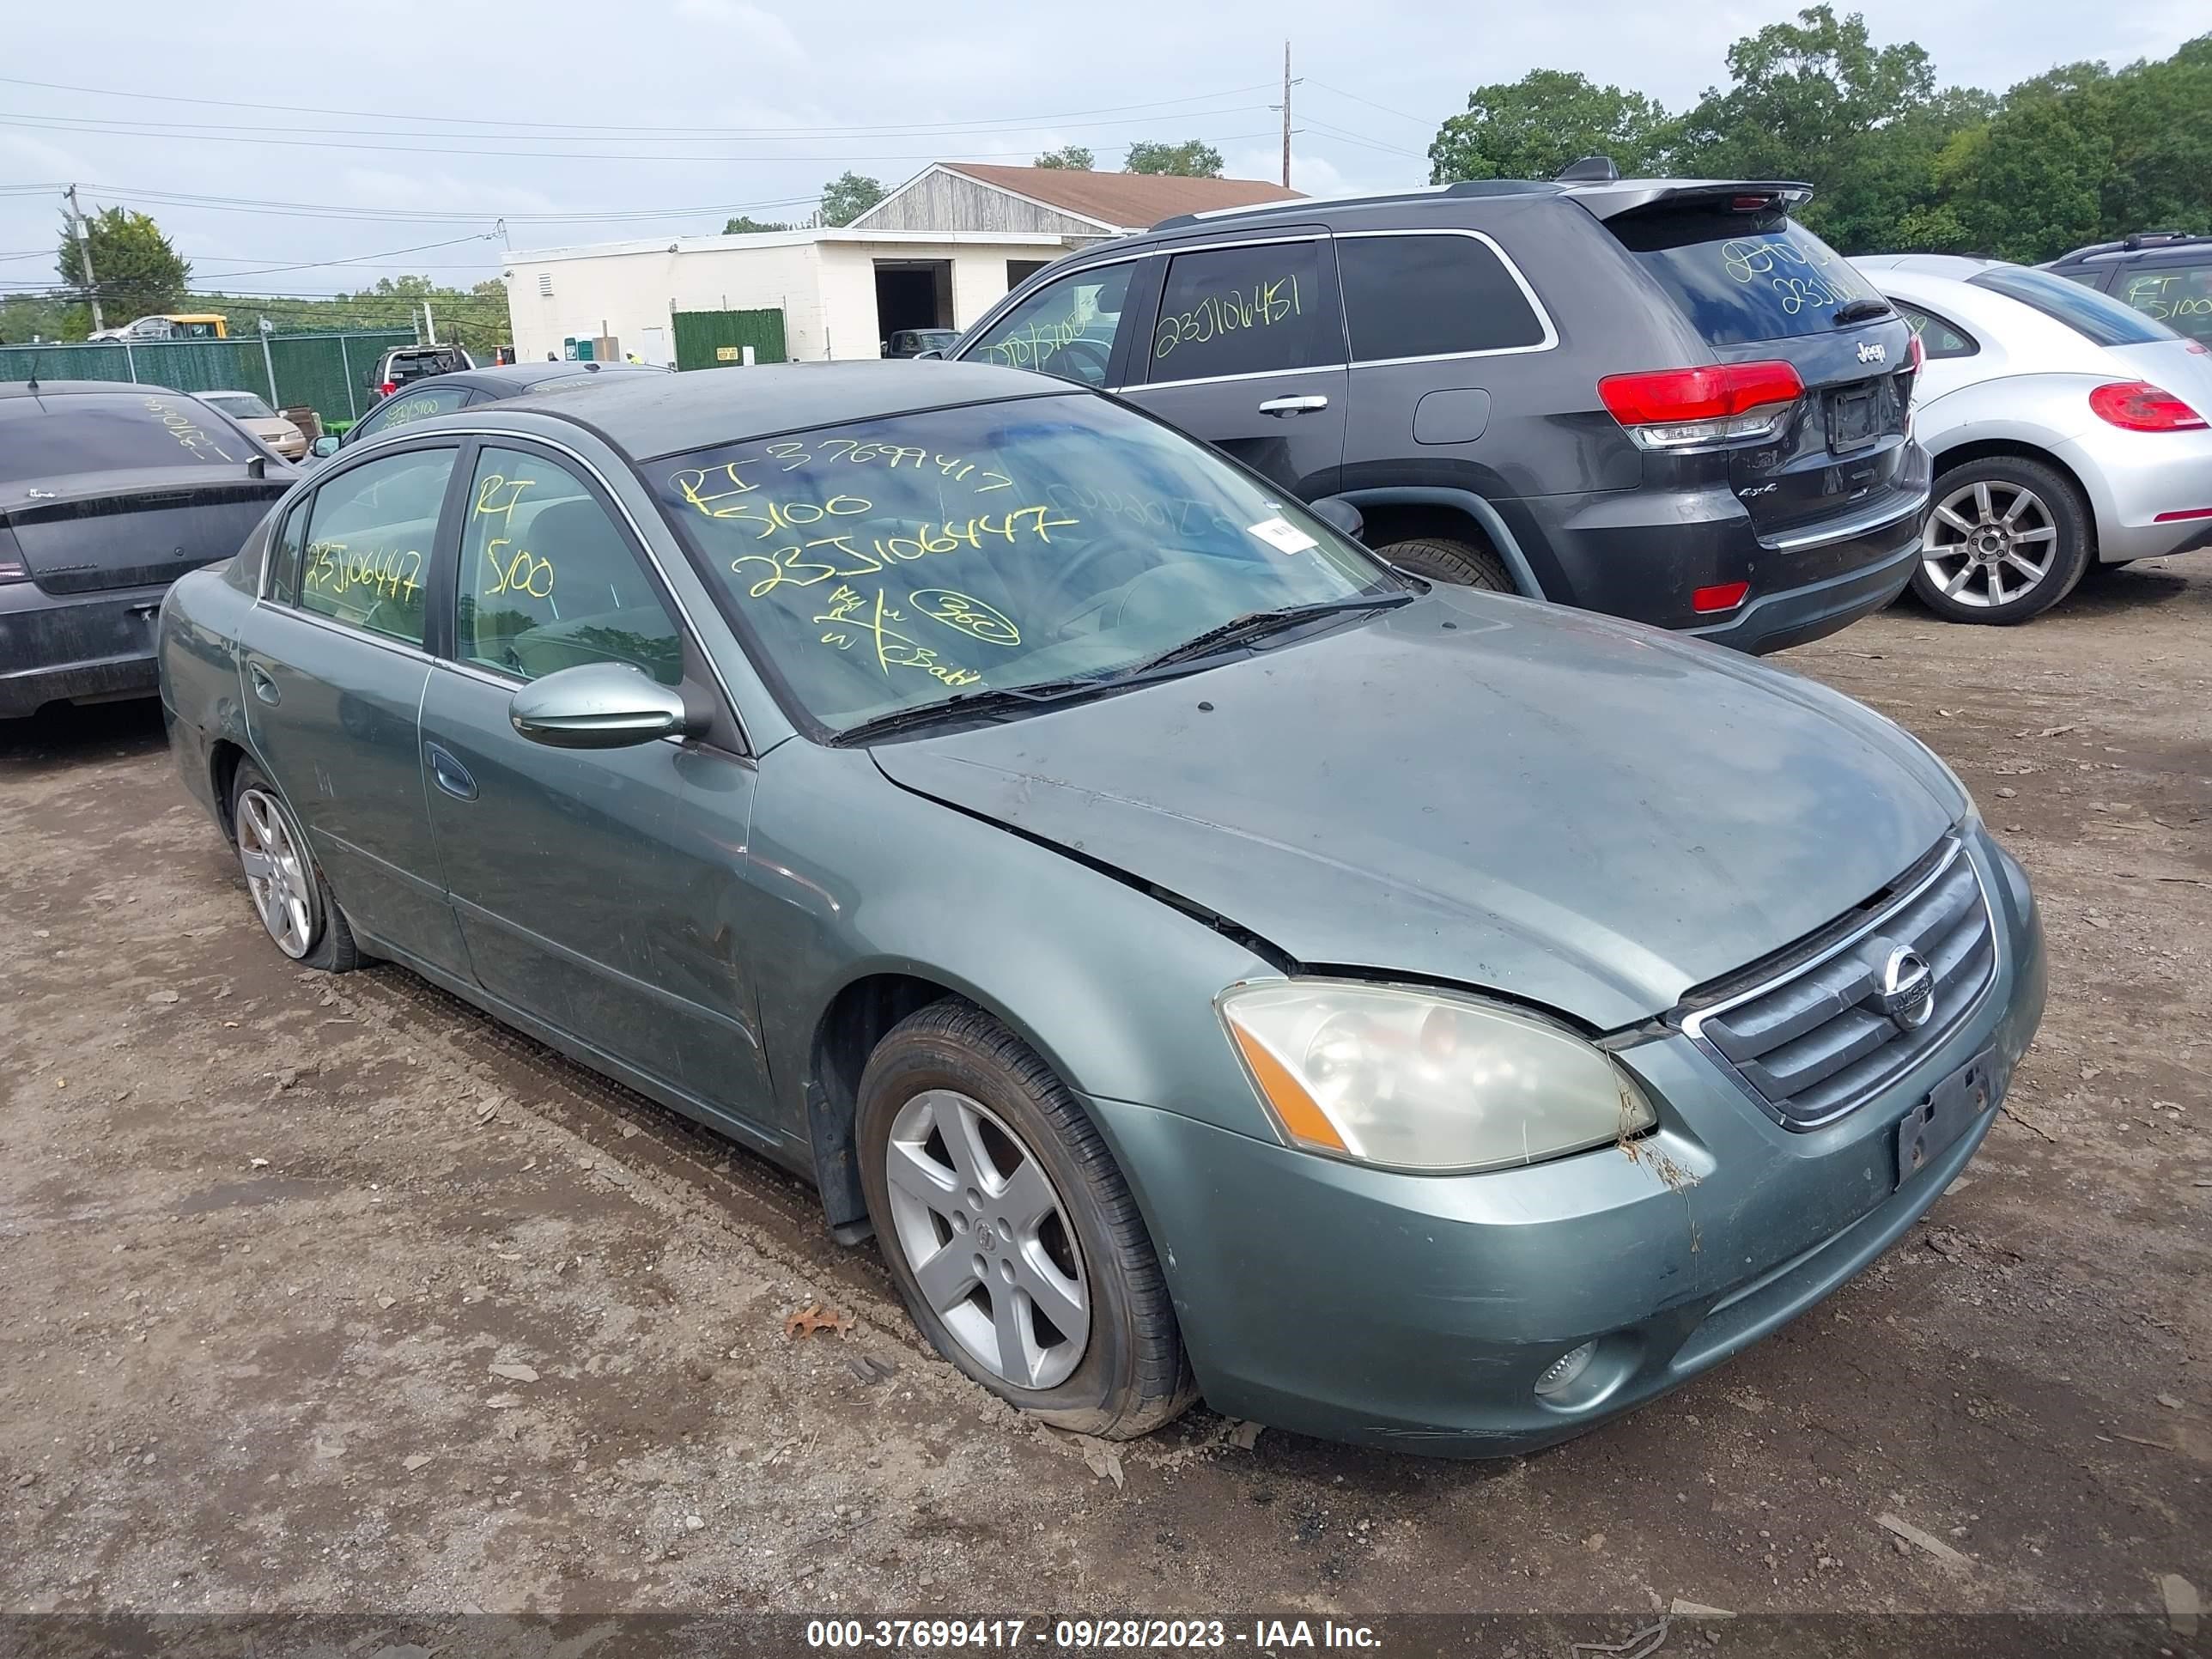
(268, 499), (309, 604)
(1895, 303), (1978, 360)
(356, 384), (471, 441)
(1609, 208), (1885, 345)
(1337, 233), (1547, 361)
(1969, 264), (2173, 347)
(2112, 264), (2212, 344)
(297, 447), (456, 646)
(0, 393), (251, 483)
(1147, 240), (1336, 381)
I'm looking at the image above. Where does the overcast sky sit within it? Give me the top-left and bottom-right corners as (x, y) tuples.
(1, 0), (2202, 305)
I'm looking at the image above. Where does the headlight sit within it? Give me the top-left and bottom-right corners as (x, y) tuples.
(1217, 980), (1656, 1173)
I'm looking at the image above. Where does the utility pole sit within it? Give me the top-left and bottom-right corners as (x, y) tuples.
(1280, 41), (1292, 189)
(65, 184), (104, 333)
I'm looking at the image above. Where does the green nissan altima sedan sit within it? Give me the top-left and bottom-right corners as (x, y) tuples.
(159, 362), (2045, 1454)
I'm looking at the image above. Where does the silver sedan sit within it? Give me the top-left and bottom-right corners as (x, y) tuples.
(1856, 253), (2212, 623)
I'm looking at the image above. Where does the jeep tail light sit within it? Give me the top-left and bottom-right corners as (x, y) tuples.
(1906, 330), (1925, 376)
(379, 380), (398, 397)
(1598, 362), (1804, 449)
(2088, 380), (2207, 432)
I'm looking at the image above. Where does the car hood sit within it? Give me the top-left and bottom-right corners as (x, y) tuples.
(868, 589), (1964, 1030)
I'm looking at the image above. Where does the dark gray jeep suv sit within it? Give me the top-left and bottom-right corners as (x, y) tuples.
(950, 173), (1929, 653)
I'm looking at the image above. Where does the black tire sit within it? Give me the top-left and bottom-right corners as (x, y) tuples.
(228, 760), (364, 972)
(856, 999), (1194, 1439)
(1373, 535), (1514, 592)
(1910, 456), (2092, 624)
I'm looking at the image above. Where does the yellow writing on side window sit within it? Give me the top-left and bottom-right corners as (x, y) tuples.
(469, 476), (556, 600)
(141, 397), (234, 462)
(303, 540), (422, 605)
(1154, 274), (1302, 362)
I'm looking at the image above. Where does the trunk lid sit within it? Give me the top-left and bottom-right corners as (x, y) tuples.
(1603, 195), (1921, 544)
(4, 471), (289, 594)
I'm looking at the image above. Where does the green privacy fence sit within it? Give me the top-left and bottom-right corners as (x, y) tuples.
(0, 329), (418, 426)
(672, 307), (788, 371)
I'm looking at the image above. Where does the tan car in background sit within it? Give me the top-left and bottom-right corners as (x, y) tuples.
(196, 390), (307, 459)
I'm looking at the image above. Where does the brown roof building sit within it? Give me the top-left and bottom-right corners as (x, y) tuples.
(851, 162), (1303, 239)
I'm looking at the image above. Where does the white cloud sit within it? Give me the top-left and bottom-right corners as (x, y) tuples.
(671, 0), (805, 61)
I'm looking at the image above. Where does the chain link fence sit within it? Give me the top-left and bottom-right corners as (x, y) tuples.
(0, 329), (419, 427)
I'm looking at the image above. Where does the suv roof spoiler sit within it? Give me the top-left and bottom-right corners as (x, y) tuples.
(1559, 179), (1814, 219)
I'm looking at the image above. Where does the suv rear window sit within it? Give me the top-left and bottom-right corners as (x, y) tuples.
(1337, 232), (1547, 361)
(1968, 264), (2172, 347)
(0, 392), (252, 483)
(1608, 207), (1884, 345)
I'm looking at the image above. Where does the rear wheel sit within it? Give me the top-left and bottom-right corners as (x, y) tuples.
(1911, 457), (2091, 624)
(857, 1000), (1194, 1439)
(229, 761), (362, 972)
(1373, 535), (1513, 592)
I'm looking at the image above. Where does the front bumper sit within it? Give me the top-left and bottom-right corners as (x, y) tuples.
(0, 579), (166, 717)
(1094, 828), (2045, 1456)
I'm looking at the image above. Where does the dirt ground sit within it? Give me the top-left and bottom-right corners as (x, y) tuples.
(1, 558), (2207, 1633)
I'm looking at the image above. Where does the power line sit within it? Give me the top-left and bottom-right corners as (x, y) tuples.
(0, 113), (1283, 165)
(51, 185), (830, 225)
(1307, 81), (1437, 129)
(4, 102), (1275, 149)
(0, 74), (1279, 137)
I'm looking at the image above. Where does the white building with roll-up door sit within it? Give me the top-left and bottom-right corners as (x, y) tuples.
(502, 163), (1300, 370)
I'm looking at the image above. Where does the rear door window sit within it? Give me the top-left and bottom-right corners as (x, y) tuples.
(1336, 231), (1549, 361)
(1895, 304), (1978, 360)
(1146, 239), (1337, 381)
(1608, 208), (1885, 344)
(1968, 264), (2173, 347)
(297, 447), (457, 646)
(2112, 264), (2212, 344)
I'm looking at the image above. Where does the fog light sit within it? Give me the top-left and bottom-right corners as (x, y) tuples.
(1534, 1341), (1596, 1397)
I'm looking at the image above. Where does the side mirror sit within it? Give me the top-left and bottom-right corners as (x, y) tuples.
(508, 662), (699, 750)
(309, 434), (342, 459)
(915, 349), (945, 361)
(1308, 495), (1364, 542)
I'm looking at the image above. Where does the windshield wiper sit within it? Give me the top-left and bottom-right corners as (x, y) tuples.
(1832, 298), (1893, 326)
(1122, 591), (1414, 676)
(830, 675), (1121, 745)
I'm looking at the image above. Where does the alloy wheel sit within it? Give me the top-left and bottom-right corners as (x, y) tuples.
(235, 787), (318, 960)
(882, 1088), (1090, 1390)
(1922, 478), (2060, 609)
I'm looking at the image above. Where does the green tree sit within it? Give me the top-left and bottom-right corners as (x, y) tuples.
(1034, 145), (1095, 169)
(1670, 6), (1965, 251)
(1123, 139), (1224, 177)
(819, 172), (885, 227)
(2099, 36), (2212, 241)
(1428, 70), (1673, 183)
(55, 206), (191, 325)
(1943, 84), (2113, 259)
(722, 215), (793, 234)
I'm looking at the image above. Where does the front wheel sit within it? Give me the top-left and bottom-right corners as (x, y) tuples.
(1911, 457), (2091, 623)
(856, 1000), (1194, 1439)
(1372, 535), (1513, 592)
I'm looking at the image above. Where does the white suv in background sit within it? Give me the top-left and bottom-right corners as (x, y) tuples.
(1856, 254), (2212, 623)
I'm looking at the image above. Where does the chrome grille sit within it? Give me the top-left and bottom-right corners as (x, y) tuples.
(1680, 840), (1996, 1128)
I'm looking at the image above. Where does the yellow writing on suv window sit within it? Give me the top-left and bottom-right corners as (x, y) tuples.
(1154, 275), (1303, 362)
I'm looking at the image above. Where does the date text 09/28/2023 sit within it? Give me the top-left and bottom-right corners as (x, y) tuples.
(805, 1617), (1382, 1650)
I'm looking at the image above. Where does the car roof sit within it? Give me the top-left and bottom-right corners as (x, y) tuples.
(0, 379), (184, 401)
(2049, 232), (2212, 265)
(432, 362), (662, 396)
(1852, 253), (2005, 278)
(479, 359), (1072, 460)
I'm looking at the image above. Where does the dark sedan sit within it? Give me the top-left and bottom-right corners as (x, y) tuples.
(2, 380), (293, 719)
(311, 360), (670, 462)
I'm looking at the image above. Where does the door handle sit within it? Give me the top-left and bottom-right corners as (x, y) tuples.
(426, 742), (477, 803)
(1258, 394), (1329, 417)
(248, 663), (280, 705)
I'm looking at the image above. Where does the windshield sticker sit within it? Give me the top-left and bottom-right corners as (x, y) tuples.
(1246, 516), (1317, 556)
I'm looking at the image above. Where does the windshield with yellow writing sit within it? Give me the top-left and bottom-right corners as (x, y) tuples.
(653, 396), (1389, 733)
